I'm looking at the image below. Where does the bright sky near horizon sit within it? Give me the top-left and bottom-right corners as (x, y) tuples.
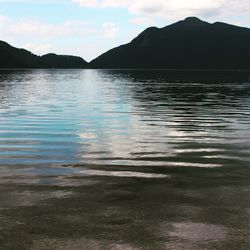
(0, 0), (250, 61)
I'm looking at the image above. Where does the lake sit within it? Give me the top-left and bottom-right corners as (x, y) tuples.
(0, 69), (250, 249)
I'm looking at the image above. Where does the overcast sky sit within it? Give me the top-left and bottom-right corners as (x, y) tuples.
(0, 0), (250, 61)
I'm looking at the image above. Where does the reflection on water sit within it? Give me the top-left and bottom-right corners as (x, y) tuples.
(0, 70), (250, 249)
(0, 70), (249, 168)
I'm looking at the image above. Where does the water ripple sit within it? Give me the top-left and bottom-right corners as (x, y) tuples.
(0, 70), (249, 171)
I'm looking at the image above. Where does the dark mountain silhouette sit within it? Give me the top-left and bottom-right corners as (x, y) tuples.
(90, 17), (250, 69)
(0, 41), (87, 69)
(0, 41), (41, 68)
(40, 53), (87, 69)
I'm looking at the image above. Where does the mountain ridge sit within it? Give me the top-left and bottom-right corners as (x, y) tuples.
(0, 40), (88, 69)
(90, 17), (250, 69)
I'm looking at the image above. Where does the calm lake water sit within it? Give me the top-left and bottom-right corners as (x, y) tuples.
(0, 70), (250, 249)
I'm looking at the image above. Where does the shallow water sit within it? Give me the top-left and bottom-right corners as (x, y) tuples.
(0, 70), (250, 249)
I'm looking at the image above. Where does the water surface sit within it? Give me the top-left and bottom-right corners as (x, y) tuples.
(0, 70), (250, 249)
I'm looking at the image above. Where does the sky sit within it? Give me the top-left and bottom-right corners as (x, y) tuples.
(0, 0), (250, 62)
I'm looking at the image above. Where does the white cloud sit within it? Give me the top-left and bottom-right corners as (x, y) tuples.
(2, 0), (249, 20)
(0, 16), (95, 39)
(0, 15), (9, 22)
(72, 0), (250, 20)
(22, 43), (53, 55)
(99, 0), (130, 7)
(1, 0), (250, 19)
(0, 0), (68, 3)
(102, 22), (119, 38)
(129, 0), (226, 18)
(0, 15), (122, 60)
(72, 0), (130, 8)
(72, 0), (97, 7)
(130, 17), (157, 26)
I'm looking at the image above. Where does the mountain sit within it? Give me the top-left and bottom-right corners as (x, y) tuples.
(90, 17), (250, 69)
(40, 53), (87, 69)
(0, 41), (88, 69)
(0, 41), (41, 68)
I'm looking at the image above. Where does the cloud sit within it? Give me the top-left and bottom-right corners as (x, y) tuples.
(0, 15), (121, 60)
(72, 0), (97, 7)
(1, 0), (250, 19)
(22, 43), (53, 55)
(2, 0), (249, 20)
(0, 16), (95, 39)
(71, 0), (130, 8)
(100, 0), (130, 7)
(102, 22), (119, 38)
(0, 0), (68, 3)
(128, 0), (222, 19)
(72, 0), (250, 20)
(130, 17), (157, 26)
(0, 15), (9, 23)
